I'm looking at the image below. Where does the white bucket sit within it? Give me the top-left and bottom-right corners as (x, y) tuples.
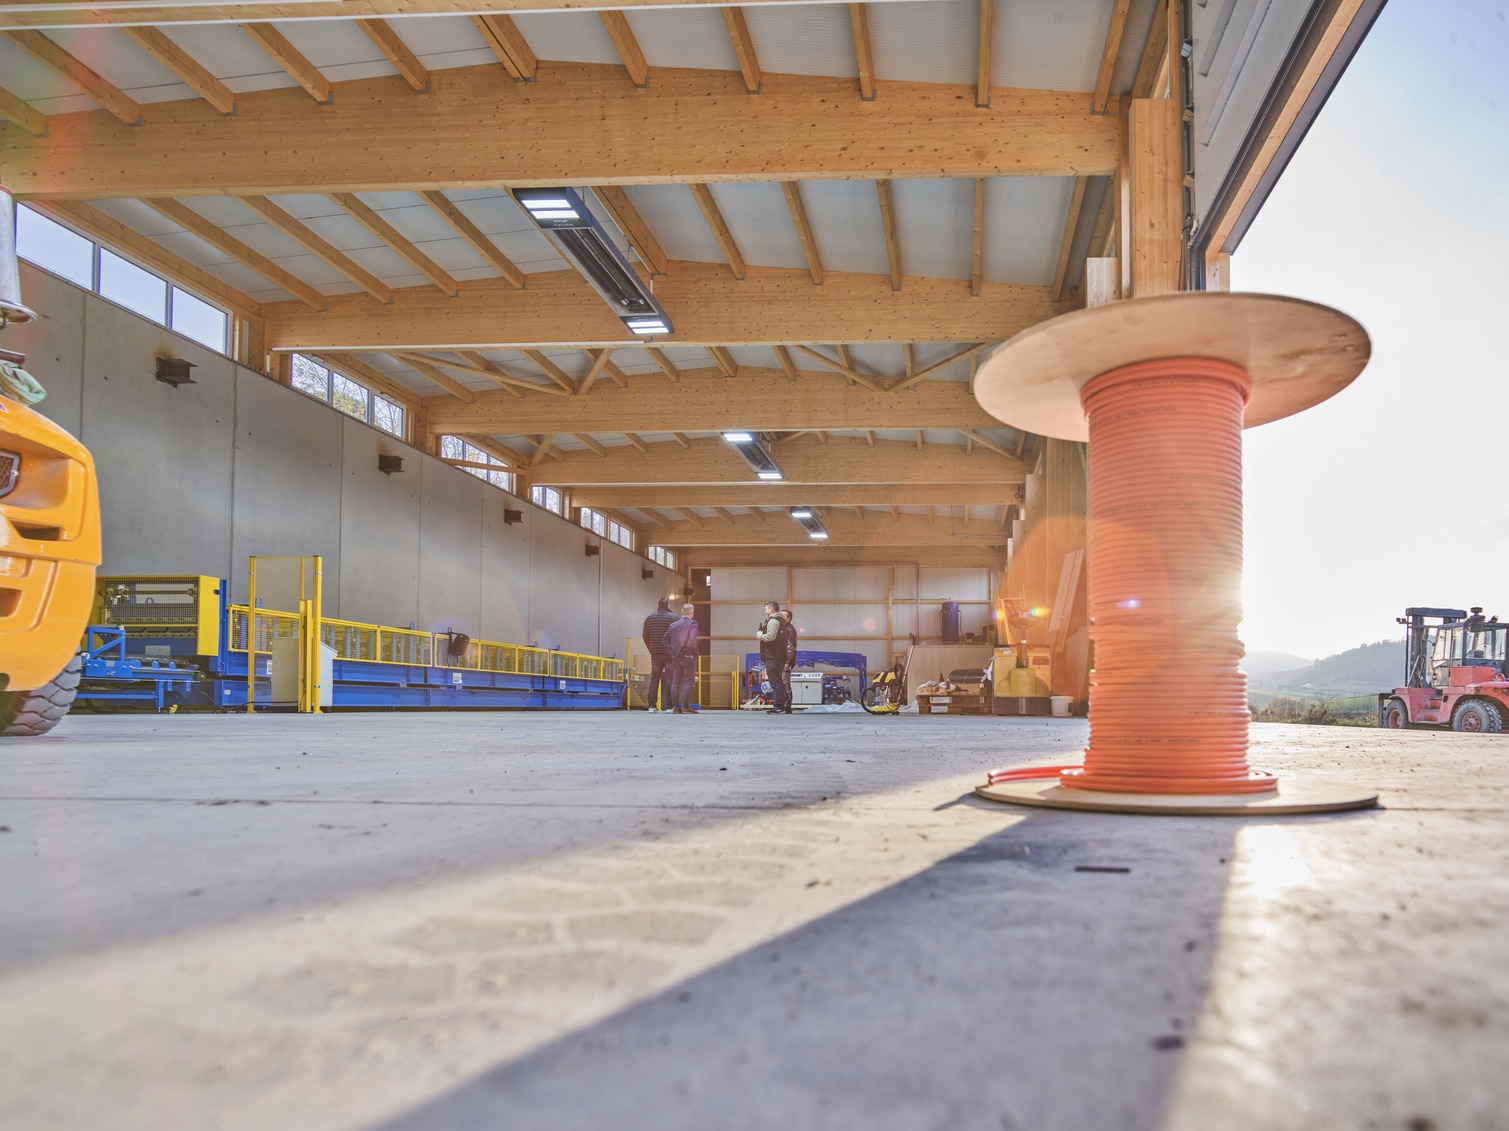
(1049, 695), (1071, 718)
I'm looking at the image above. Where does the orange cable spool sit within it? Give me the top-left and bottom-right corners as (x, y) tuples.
(1063, 357), (1275, 795)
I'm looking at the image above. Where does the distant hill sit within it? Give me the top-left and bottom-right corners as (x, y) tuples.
(1253, 639), (1405, 693)
(1242, 650), (1312, 676)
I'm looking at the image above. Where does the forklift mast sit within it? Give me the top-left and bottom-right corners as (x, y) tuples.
(1397, 608), (1466, 689)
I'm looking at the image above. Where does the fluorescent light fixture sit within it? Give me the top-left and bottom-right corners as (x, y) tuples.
(757, 470), (783, 480)
(791, 506), (827, 539)
(723, 432), (754, 443)
(809, 531), (829, 540)
(511, 187), (674, 338)
(789, 507), (813, 519)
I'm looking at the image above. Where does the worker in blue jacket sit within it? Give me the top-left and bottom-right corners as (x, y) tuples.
(664, 603), (700, 714)
(641, 597), (677, 711)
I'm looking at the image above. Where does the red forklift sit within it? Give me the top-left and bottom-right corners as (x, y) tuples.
(1380, 607), (1509, 732)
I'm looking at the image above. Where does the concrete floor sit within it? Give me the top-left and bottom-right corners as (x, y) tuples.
(0, 711), (1505, 1131)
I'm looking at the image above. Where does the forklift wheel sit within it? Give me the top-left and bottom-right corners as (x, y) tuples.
(0, 653), (82, 737)
(1382, 698), (1409, 729)
(1451, 699), (1503, 734)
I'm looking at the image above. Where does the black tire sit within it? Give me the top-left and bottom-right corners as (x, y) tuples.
(859, 684), (881, 713)
(0, 653), (82, 737)
(1382, 698), (1409, 729)
(1451, 699), (1503, 734)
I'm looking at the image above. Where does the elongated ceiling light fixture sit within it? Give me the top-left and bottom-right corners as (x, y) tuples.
(790, 506), (828, 539)
(723, 431), (783, 481)
(512, 187), (672, 338)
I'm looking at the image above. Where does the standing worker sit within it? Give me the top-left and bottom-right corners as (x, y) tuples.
(757, 601), (790, 715)
(641, 597), (677, 711)
(780, 609), (798, 712)
(665, 603), (700, 714)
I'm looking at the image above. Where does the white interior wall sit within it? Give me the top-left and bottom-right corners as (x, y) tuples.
(708, 564), (998, 674)
(9, 262), (680, 661)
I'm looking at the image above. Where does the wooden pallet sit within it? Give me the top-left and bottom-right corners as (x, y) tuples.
(917, 689), (991, 716)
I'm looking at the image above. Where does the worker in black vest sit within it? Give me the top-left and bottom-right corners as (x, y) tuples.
(779, 609), (798, 711)
(641, 597), (677, 711)
(756, 601), (790, 715)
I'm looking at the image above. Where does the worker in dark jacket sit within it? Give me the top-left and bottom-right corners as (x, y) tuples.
(664, 603), (700, 714)
(641, 597), (677, 711)
(779, 609), (798, 711)
(757, 601), (790, 714)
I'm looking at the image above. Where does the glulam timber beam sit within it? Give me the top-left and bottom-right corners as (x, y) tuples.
(721, 7), (762, 94)
(0, 64), (1122, 198)
(2, 30), (143, 126)
(686, 544), (1004, 569)
(689, 184), (747, 280)
(876, 180), (902, 291)
(239, 23), (332, 104)
(330, 192), (458, 296)
(591, 185), (667, 276)
(423, 370), (1004, 434)
(122, 27), (238, 115)
(782, 181), (824, 285)
(573, 483), (1020, 509)
(419, 191), (525, 288)
(355, 19), (430, 92)
(236, 195), (392, 303)
(262, 263), (1076, 351)
(848, 4), (876, 101)
(143, 197), (327, 310)
(652, 511), (1007, 548)
(598, 12), (649, 87)
(1092, 0), (1133, 114)
(471, 14), (537, 81)
(0, 85), (47, 136)
(526, 436), (1024, 487)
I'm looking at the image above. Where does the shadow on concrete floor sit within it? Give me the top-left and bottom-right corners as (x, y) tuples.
(373, 807), (1380, 1131)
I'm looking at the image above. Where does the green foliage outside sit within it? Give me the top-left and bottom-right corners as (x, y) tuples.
(1250, 694), (1379, 727)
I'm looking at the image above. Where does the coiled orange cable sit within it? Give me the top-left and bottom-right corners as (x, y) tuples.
(1060, 357), (1276, 795)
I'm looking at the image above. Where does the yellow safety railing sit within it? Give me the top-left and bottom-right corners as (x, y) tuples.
(230, 607), (625, 684)
(625, 645), (740, 709)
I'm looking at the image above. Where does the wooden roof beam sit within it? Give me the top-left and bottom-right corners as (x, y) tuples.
(577, 349), (614, 397)
(123, 27), (237, 115)
(689, 184), (747, 281)
(419, 191), (525, 289)
(262, 263), (1076, 352)
(773, 345), (797, 381)
(143, 197), (326, 309)
(646, 347), (680, 383)
(0, 85), (46, 136)
(848, 4), (876, 101)
(599, 12), (649, 88)
(971, 177), (985, 297)
(521, 349), (577, 393)
(330, 192), (457, 296)
(470, 14), (536, 82)
(789, 345), (884, 393)
(782, 182), (824, 285)
(239, 23), (331, 104)
(574, 433), (608, 457)
(721, 7), (762, 94)
(398, 354), (477, 403)
(25, 199), (260, 319)
(530, 434), (556, 467)
(977, 0), (993, 108)
(456, 350), (526, 399)
(3, 30), (142, 125)
(887, 342), (993, 394)
(355, 19), (429, 93)
(876, 180), (902, 292)
(237, 195), (391, 304)
(1051, 176), (1089, 303)
(708, 346), (738, 378)
(4, 66), (1122, 199)
(591, 186), (668, 276)
(1093, 0), (1133, 114)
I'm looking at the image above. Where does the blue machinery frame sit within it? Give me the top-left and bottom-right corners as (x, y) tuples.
(77, 578), (625, 712)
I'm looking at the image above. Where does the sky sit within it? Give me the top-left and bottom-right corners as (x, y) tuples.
(1233, 0), (1509, 661)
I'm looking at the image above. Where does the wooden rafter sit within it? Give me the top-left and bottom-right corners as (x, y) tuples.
(419, 191), (525, 288)
(848, 4), (876, 101)
(875, 180), (902, 291)
(1050, 176), (1089, 303)
(237, 195), (392, 304)
(646, 347), (680, 383)
(773, 345), (797, 381)
(355, 19), (429, 92)
(591, 186), (668, 276)
(902, 342), (915, 381)
(470, 14), (536, 82)
(143, 197), (326, 309)
(330, 192), (457, 296)
(530, 434), (556, 467)
(689, 184), (747, 280)
(456, 350), (525, 399)
(1132, 2), (1169, 99)
(598, 12), (649, 87)
(971, 177), (985, 297)
(1092, 0), (1133, 114)
(25, 199), (260, 319)
(708, 346), (738, 378)
(239, 23), (331, 103)
(670, 432), (691, 449)
(788, 345), (884, 393)
(2, 30), (143, 126)
(123, 27), (237, 115)
(602, 357), (630, 387)
(398, 354), (477, 403)
(721, 7), (762, 94)
(0, 85), (46, 136)
(886, 342), (993, 394)
(977, 0), (993, 108)
(622, 433), (649, 453)
(960, 429), (1013, 458)
(782, 182), (824, 285)
(711, 506), (739, 526)
(5, 68), (1122, 199)
(574, 433), (608, 457)
(577, 349), (614, 397)
(521, 349), (577, 393)
(865, 430), (876, 447)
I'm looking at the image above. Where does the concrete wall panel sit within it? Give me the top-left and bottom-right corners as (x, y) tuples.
(337, 415), (421, 626)
(416, 460), (484, 637)
(479, 488), (532, 646)
(11, 264), (86, 439)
